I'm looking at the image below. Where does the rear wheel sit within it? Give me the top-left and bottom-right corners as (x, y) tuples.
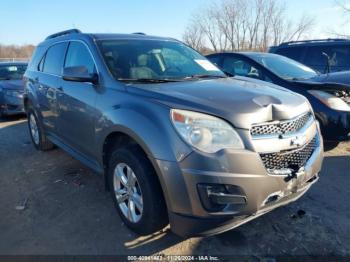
(27, 107), (54, 151)
(108, 145), (168, 235)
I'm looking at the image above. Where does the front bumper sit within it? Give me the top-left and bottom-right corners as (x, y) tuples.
(0, 93), (25, 115)
(156, 129), (323, 237)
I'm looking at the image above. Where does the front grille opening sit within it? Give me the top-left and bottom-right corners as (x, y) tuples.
(260, 136), (317, 174)
(251, 112), (312, 136)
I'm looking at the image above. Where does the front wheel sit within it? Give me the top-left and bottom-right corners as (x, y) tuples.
(108, 145), (168, 235)
(27, 108), (54, 151)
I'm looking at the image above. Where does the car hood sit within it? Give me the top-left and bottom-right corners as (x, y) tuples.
(310, 71), (350, 86)
(126, 77), (310, 129)
(294, 78), (350, 92)
(0, 79), (25, 90)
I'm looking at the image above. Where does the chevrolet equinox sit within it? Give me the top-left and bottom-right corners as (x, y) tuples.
(24, 29), (324, 237)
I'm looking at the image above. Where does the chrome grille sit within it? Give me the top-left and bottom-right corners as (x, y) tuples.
(251, 112), (312, 136)
(260, 136), (317, 173)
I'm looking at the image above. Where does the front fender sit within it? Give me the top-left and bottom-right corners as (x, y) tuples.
(95, 100), (192, 165)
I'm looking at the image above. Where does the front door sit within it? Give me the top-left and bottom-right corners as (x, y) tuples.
(57, 41), (98, 159)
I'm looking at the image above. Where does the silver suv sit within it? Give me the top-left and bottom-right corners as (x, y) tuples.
(24, 29), (324, 237)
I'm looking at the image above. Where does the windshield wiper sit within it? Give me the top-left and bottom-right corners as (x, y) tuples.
(117, 78), (181, 83)
(183, 74), (227, 80)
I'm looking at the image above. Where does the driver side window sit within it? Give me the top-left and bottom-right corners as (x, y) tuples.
(222, 56), (262, 80)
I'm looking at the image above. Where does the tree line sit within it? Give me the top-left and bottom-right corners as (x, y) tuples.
(0, 44), (35, 59)
(182, 0), (315, 53)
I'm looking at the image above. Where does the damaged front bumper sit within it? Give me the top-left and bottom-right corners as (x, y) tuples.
(156, 116), (323, 237)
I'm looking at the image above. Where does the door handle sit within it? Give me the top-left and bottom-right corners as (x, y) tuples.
(57, 86), (63, 92)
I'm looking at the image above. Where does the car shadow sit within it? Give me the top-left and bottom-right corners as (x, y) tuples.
(0, 114), (26, 123)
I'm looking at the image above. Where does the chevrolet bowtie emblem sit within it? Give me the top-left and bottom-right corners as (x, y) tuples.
(290, 135), (307, 147)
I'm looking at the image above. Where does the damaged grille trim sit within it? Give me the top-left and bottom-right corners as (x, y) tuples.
(251, 112), (313, 137)
(260, 135), (319, 175)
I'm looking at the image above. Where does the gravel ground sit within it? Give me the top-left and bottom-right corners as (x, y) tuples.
(0, 115), (349, 257)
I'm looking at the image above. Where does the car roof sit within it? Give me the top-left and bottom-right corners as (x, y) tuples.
(90, 33), (176, 41)
(273, 38), (350, 48)
(39, 29), (178, 48)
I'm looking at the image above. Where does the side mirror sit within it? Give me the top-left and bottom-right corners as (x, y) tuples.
(63, 66), (98, 84)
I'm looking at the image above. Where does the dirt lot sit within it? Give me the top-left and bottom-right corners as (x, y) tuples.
(0, 115), (350, 257)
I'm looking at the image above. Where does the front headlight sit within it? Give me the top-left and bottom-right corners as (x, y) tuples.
(171, 109), (244, 153)
(5, 90), (22, 97)
(308, 90), (350, 112)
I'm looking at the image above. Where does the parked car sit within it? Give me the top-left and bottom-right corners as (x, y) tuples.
(24, 29), (323, 237)
(206, 52), (350, 142)
(269, 39), (350, 73)
(0, 62), (27, 117)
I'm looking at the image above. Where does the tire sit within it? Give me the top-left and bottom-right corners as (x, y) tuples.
(324, 141), (339, 151)
(27, 106), (54, 151)
(108, 145), (168, 235)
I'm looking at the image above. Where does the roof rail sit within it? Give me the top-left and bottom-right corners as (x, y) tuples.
(132, 32), (146, 35)
(45, 29), (82, 40)
(280, 38), (350, 46)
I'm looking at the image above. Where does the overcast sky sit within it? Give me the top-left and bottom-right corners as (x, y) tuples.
(0, 0), (348, 45)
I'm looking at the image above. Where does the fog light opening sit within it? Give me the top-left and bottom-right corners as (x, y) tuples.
(197, 184), (247, 212)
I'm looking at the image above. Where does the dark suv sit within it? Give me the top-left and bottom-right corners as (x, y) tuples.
(24, 29), (323, 237)
(270, 39), (350, 73)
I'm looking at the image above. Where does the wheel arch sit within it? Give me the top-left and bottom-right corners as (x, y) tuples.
(100, 127), (172, 213)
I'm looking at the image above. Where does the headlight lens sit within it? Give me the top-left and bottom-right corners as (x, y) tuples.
(171, 109), (244, 153)
(308, 90), (350, 112)
(5, 90), (21, 97)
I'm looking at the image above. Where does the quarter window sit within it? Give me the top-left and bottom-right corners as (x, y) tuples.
(65, 42), (96, 74)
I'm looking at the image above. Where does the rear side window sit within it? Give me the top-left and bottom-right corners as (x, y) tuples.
(43, 42), (68, 75)
(64, 42), (96, 74)
(275, 47), (304, 61)
(304, 45), (350, 70)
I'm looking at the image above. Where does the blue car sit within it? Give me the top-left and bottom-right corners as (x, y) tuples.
(207, 52), (350, 142)
(0, 62), (27, 117)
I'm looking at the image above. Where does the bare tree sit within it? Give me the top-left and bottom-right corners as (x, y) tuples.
(183, 19), (205, 51)
(329, 0), (350, 37)
(0, 44), (35, 59)
(183, 0), (315, 52)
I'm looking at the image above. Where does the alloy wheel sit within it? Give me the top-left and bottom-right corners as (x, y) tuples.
(113, 163), (143, 223)
(29, 114), (39, 145)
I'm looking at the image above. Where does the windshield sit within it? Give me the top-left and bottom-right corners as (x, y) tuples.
(0, 64), (27, 80)
(97, 39), (225, 82)
(250, 54), (317, 80)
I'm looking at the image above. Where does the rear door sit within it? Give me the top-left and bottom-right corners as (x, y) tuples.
(36, 42), (68, 134)
(57, 41), (98, 159)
